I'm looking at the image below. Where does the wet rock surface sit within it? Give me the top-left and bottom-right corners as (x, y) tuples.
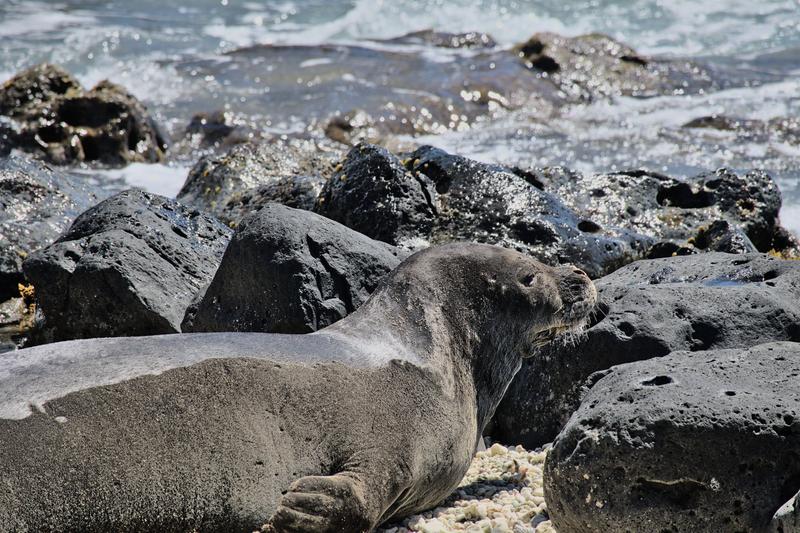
(171, 42), (564, 144)
(22, 190), (231, 343)
(684, 114), (800, 148)
(316, 144), (799, 279)
(167, 32), (725, 148)
(0, 154), (114, 300)
(544, 342), (800, 533)
(183, 110), (256, 149)
(536, 166), (796, 256)
(493, 252), (800, 447)
(184, 203), (406, 334)
(219, 175), (326, 223)
(315, 144), (438, 247)
(317, 143), (652, 278)
(177, 138), (341, 224)
(0, 64), (166, 165)
(0, 286), (34, 354)
(378, 30), (498, 49)
(514, 33), (716, 100)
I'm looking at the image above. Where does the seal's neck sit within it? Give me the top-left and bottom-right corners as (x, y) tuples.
(332, 273), (526, 435)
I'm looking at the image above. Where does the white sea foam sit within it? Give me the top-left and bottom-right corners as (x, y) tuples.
(0, 4), (95, 38)
(78, 59), (186, 106)
(780, 204), (800, 237)
(89, 163), (190, 199)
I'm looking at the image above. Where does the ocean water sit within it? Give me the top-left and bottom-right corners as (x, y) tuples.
(1, 0), (800, 228)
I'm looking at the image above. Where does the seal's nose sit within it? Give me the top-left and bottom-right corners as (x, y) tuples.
(555, 265), (598, 322)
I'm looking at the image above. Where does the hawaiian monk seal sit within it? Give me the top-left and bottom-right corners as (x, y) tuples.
(0, 243), (596, 532)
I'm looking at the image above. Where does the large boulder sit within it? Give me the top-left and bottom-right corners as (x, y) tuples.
(314, 144), (438, 247)
(0, 155), (113, 300)
(0, 64), (166, 165)
(177, 138), (341, 224)
(183, 203), (407, 334)
(493, 252), (800, 447)
(22, 190), (232, 343)
(538, 166), (796, 255)
(544, 342), (800, 533)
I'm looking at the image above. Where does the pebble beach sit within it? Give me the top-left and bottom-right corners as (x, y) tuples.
(377, 444), (554, 533)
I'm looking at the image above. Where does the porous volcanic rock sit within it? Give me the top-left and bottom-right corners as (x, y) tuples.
(0, 63), (166, 165)
(544, 342), (800, 533)
(23, 190), (231, 343)
(183, 203), (407, 334)
(535, 166), (796, 255)
(314, 143), (438, 247)
(219, 175), (325, 224)
(514, 33), (716, 100)
(0, 154), (112, 299)
(177, 138), (341, 223)
(493, 252), (800, 447)
(316, 143), (652, 278)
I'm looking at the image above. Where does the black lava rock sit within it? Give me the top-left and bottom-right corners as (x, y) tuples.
(314, 143), (437, 246)
(0, 64), (166, 165)
(493, 252), (800, 447)
(178, 138), (341, 224)
(539, 166), (795, 255)
(409, 145), (652, 277)
(544, 342), (800, 533)
(315, 143), (654, 278)
(513, 33), (716, 100)
(184, 203), (407, 334)
(0, 155), (112, 299)
(23, 190), (232, 343)
(220, 175), (325, 224)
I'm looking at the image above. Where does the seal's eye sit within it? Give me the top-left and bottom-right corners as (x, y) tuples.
(521, 273), (538, 287)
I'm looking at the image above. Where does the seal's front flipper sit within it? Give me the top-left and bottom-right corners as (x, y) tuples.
(268, 474), (373, 533)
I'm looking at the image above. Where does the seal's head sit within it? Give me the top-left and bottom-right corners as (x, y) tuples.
(354, 243), (597, 364)
(461, 243), (597, 354)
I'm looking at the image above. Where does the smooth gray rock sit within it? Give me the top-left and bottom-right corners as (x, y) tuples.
(183, 203), (407, 334)
(0, 154), (112, 299)
(23, 190), (231, 342)
(493, 252), (800, 447)
(544, 342), (800, 533)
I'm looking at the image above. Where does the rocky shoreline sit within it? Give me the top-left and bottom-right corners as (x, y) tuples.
(1, 26), (800, 533)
